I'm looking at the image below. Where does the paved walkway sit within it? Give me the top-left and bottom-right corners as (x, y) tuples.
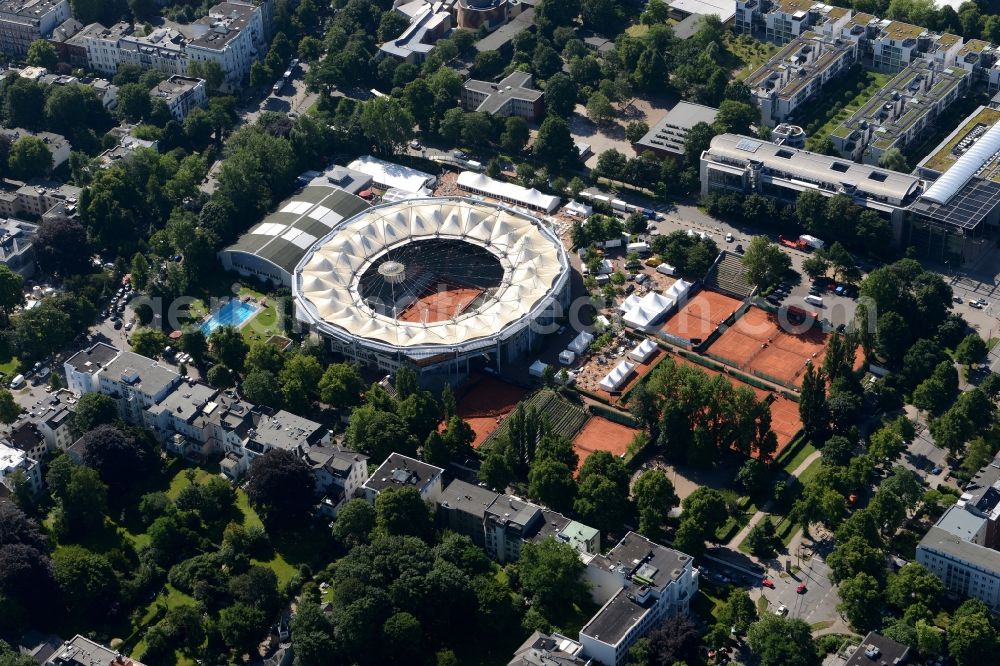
(726, 450), (822, 549)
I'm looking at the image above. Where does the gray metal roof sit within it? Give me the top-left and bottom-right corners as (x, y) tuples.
(223, 184), (370, 276)
(637, 102), (719, 155)
(707, 133), (923, 203)
(919, 525), (1000, 572)
(936, 505), (987, 542)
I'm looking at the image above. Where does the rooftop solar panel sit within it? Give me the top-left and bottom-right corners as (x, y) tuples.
(736, 138), (762, 153)
(912, 176), (1000, 230)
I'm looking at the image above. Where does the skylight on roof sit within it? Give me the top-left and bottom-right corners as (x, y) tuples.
(831, 162), (850, 172)
(736, 138), (762, 153)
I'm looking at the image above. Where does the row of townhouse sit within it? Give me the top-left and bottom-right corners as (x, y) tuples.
(1, 388), (79, 498)
(0, 0), (70, 58)
(66, 1), (270, 93)
(63, 342), (370, 516)
(737, 0), (1000, 86)
(363, 453), (700, 666)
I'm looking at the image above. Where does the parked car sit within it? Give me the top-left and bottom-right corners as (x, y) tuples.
(725, 232), (733, 243)
(762, 578), (775, 589)
(113, 320), (123, 330)
(931, 466), (943, 475)
(796, 583), (807, 594)
(775, 605), (788, 616)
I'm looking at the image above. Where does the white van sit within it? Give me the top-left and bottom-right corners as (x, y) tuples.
(804, 294), (824, 307)
(9, 374), (24, 389)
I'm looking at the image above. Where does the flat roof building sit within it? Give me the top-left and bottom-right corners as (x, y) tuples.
(579, 532), (699, 666)
(150, 75), (207, 121)
(830, 59), (970, 165)
(745, 31), (858, 127)
(456, 171), (561, 212)
(219, 183), (370, 287)
(508, 632), (592, 666)
(64, 342), (119, 395)
(843, 632), (911, 666)
(634, 101), (720, 157)
(700, 133), (921, 234)
(462, 70), (544, 121)
(362, 452), (444, 503)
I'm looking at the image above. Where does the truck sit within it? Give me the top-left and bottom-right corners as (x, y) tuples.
(799, 234), (825, 250)
(778, 235), (807, 250)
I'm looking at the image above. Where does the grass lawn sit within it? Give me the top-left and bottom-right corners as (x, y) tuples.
(756, 595), (769, 615)
(0, 355), (19, 378)
(811, 620), (834, 631)
(802, 69), (891, 151)
(780, 440), (817, 474)
(726, 33), (778, 79)
(796, 457), (824, 485)
(692, 589), (727, 622)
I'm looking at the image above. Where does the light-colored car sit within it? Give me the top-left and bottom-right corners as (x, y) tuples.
(725, 233), (734, 243)
(775, 605), (788, 616)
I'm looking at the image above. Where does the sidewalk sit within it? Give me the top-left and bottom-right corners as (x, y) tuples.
(726, 450), (822, 550)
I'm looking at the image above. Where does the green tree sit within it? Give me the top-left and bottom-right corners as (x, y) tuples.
(333, 498), (376, 548)
(633, 469), (678, 540)
(319, 363), (363, 407)
(25, 40), (57, 69)
(717, 588), (757, 635)
(375, 486), (433, 541)
(586, 92), (614, 124)
(360, 97), (415, 156)
(746, 519), (780, 558)
(479, 438), (516, 490)
(837, 572), (884, 631)
(878, 147), (909, 172)
(528, 458), (577, 514)
(71, 392), (117, 437)
(7, 136), (51, 179)
(130, 327), (168, 358)
(0, 389), (20, 424)
(886, 563), (944, 612)
(218, 603), (268, 651)
(955, 333), (988, 367)
(245, 448), (314, 528)
(714, 99), (759, 135)
(179, 329), (208, 365)
(242, 369), (282, 409)
(116, 82), (152, 123)
(799, 363), (828, 440)
(516, 537), (587, 616)
(948, 606), (998, 666)
(52, 546), (119, 619)
(741, 236), (791, 290)
(626, 121), (649, 143)
(500, 116), (530, 154)
(746, 615), (819, 666)
(533, 115), (577, 168)
(209, 325), (249, 371)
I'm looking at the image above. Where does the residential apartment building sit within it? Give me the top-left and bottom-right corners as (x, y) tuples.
(64, 342), (119, 394)
(186, 2), (267, 92)
(509, 632), (592, 666)
(362, 452), (443, 504)
(41, 634), (147, 666)
(579, 532), (699, 666)
(26, 389), (76, 451)
(917, 457), (1000, 610)
(634, 101), (719, 157)
(218, 407), (330, 479)
(461, 71), (544, 121)
(0, 440), (42, 495)
(872, 20), (929, 72)
(745, 31), (857, 127)
(438, 478), (601, 563)
(0, 217), (37, 277)
(0, 128), (70, 170)
(305, 444), (369, 517)
(97, 351), (182, 426)
(0, 0), (70, 58)
(36, 70), (119, 110)
(0, 179), (81, 219)
(700, 133), (922, 233)
(76, 2), (267, 93)
(830, 59), (970, 164)
(8, 420), (46, 462)
(150, 75), (207, 121)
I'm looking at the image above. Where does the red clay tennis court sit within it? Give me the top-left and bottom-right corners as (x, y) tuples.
(661, 290), (743, 341)
(572, 416), (640, 473)
(398, 284), (483, 323)
(654, 352), (801, 460)
(707, 307), (830, 387)
(769, 395), (803, 455)
(454, 375), (527, 447)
